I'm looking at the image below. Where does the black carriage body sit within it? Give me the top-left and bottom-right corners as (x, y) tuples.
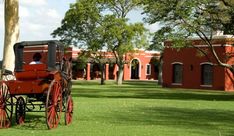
(14, 40), (65, 72)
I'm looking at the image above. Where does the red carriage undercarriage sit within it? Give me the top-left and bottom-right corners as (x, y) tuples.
(0, 40), (73, 129)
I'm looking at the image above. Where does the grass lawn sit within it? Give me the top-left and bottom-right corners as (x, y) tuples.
(2, 80), (234, 136)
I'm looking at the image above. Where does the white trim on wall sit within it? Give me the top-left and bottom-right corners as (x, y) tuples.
(146, 64), (151, 75)
(200, 62), (213, 65)
(171, 62), (183, 65)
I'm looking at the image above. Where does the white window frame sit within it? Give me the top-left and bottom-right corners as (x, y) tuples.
(146, 64), (151, 75)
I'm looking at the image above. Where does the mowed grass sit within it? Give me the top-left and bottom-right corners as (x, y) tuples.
(2, 80), (234, 136)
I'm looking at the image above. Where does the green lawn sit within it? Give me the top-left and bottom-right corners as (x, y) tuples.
(2, 80), (234, 136)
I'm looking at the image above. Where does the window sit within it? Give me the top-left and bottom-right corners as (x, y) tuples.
(201, 64), (213, 85)
(146, 64), (151, 75)
(173, 64), (183, 84)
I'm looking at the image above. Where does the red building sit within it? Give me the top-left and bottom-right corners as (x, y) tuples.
(72, 50), (160, 81)
(163, 35), (234, 91)
(13, 42), (159, 81)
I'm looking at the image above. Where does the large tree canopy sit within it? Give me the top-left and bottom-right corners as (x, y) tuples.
(223, 1), (234, 34)
(52, 0), (148, 85)
(143, 0), (234, 72)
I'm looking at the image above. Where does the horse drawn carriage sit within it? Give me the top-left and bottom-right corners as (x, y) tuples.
(0, 40), (73, 129)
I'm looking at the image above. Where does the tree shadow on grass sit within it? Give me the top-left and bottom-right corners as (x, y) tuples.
(73, 80), (159, 88)
(12, 114), (47, 130)
(95, 106), (234, 136)
(72, 89), (234, 101)
(72, 80), (234, 101)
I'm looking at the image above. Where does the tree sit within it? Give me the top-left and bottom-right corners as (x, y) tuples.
(99, 15), (147, 85)
(52, 0), (148, 85)
(223, 2), (234, 34)
(77, 50), (109, 85)
(148, 27), (172, 85)
(143, 0), (234, 73)
(2, 0), (19, 75)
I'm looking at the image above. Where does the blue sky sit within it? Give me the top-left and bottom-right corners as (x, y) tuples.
(0, 0), (159, 60)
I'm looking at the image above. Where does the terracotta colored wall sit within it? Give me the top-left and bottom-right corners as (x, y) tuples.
(225, 46), (234, 91)
(163, 44), (234, 91)
(23, 46), (72, 64)
(124, 51), (159, 80)
(23, 46), (48, 64)
(72, 50), (160, 81)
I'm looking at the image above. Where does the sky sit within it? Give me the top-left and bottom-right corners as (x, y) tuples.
(0, 0), (159, 60)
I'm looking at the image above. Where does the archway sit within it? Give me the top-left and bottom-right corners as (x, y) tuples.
(131, 59), (140, 79)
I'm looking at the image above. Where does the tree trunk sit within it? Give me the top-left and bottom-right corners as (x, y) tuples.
(100, 63), (105, 85)
(117, 64), (124, 85)
(2, 0), (19, 73)
(158, 55), (163, 85)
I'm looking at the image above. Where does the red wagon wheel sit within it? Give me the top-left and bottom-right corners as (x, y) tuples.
(15, 97), (26, 125)
(65, 95), (73, 125)
(0, 82), (13, 128)
(45, 80), (62, 129)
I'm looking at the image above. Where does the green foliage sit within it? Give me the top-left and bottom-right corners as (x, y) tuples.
(143, 0), (234, 72)
(76, 52), (88, 69)
(102, 0), (142, 18)
(52, 0), (147, 54)
(99, 15), (147, 57)
(52, 0), (103, 47)
(52, 0), (149, 84)
(131, 59), (139, 69)
(223, 1), (234, 34)
(143, 0), (234, 49)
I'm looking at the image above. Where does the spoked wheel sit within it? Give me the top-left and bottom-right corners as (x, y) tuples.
(0, 82), (13, 128)
(46, 80), (62, 129)
(15, 97), (26, 125)
(65, 95), (73, 125)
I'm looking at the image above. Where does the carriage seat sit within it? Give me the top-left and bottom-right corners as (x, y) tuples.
(15, 64), (49, 80)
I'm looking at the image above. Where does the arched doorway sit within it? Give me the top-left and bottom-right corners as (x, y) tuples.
(131, 59), (140, 79)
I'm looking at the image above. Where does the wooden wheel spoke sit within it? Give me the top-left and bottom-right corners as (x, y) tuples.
(15, 97), (25, 125)
(47, 105), (53, 110)
(0, 95), (3, 101)
(65, 96), (73, 125)
(48, 112), (54, 123)
(49, 107), (55, 118)
(5, 106), (11, 113)
(46, 80), (62, 129)
(0, 83), (12, 128)
(5, 110), (11, 120)
(55, 109), (59, 119)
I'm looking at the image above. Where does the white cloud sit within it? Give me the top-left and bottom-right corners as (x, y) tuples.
(0, 3), (4, 60)
(145, 23), (161, 32)
(0, 5), (3, 24)
(27, 23), (45, 31)
(47, 9), (60, 19)
(0, 0), (85, 59)
(19, 6), (30, 17)
(20, 0), (47, 6)
(18, 5), (63, 41)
